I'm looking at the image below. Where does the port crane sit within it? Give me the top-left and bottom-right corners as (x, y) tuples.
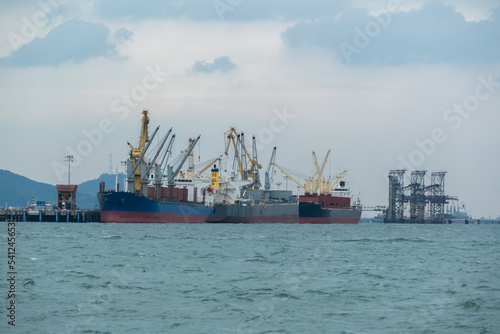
(264, 147), (277, 190)
(125, 109), (203, 192)
(143, 128), (173, 179)
(126, 123), (160, 192)
(272, 149), (348, 196)
(166, 136), (201, 186)
(311, 150), (330, 194)
(224, 127), (245, 179)
(193, 155), (223, 179)
(223, 127), (262, 188)
(126, 109), (154, 192)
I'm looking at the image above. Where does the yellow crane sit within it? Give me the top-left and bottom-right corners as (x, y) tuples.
(194, 155), (223, 179)
(312, 150), (330, 194)
(127, 110), (150, 191)
(223, 127), (263, 185)
(273, 149), (348, 196)
(224, 127), (245, 179)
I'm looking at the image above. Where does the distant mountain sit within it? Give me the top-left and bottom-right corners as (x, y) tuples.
(0, 169), (57, 208)
(0, 169), (125, 210)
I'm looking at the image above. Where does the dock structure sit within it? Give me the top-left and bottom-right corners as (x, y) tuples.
(0, 208), (100, 223)
(0, 183), (100, 223)
(56, 184), (78, 209)
(384, 170), (449, 224)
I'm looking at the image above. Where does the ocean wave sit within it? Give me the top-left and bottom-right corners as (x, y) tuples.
(459, 300), (481, 312)
(102, 235), (122, 240)
(342, 237), (432, 243)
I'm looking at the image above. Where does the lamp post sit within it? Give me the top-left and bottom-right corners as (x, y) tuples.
(65, 155), (74, 185)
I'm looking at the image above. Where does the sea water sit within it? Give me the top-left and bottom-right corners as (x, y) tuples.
(1, 222), (499, 334)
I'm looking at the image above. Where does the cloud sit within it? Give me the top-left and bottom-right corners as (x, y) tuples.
(0, 20), (119, 67)
(93, 0), (348, 21)
(192, 56), (237, 73)
(282, 2), (500, 65)
(113, 27), (133, 43)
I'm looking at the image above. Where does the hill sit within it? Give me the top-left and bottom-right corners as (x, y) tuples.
(0, 169), (125, 209)
(0, 169), (57, 208)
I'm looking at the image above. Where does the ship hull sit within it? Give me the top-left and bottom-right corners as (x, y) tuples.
(299, 202), (361, 224)
(98, 191), (213, 223)
(206, 203), (298, 224)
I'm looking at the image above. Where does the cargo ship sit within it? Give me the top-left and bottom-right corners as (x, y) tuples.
(444, 201), (477, 224)
(299, 191), (362, 224)
(98, 186), (212, 223)
(98, 110), (213, 223)
(206, 179), (298, 223)
(274, 150), (362, 224)
(205, 139), (299, 223)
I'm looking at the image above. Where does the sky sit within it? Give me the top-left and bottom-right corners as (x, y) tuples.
(0, 0), (499, 218)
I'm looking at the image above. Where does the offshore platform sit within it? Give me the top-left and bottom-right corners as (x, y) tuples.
(384, 170), (452, 224)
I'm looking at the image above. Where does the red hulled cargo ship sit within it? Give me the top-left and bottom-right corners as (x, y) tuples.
(299, 193), (362, 224)
(274, 150), (362, 224)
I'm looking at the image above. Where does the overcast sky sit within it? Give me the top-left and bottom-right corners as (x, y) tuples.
(1, 0), (499, 217)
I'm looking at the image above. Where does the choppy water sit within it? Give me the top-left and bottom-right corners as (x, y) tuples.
(1, 222), (499, 334)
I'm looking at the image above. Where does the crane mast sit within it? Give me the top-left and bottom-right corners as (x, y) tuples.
(312, 149), (330, 194)
(126, 125), (160, 192)
(186, 138), (196, 179)
(265, 147), (277, 190)
(126, 110), (151, 192)
(224, 127), (245, 179)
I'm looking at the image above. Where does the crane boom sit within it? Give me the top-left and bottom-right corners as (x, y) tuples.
(240, 134), (262, 170)
(330, 170), (348, 192)
(194, 155), (222, 178)
(273, 163), (306, 191)
(312, 151), (320, 180)
(167, 135), (201, 185)
(143, 128), (172, 179)
(318, 149), (331, 181)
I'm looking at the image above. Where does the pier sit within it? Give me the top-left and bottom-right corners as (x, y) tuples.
(0, 209), (100, 223)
